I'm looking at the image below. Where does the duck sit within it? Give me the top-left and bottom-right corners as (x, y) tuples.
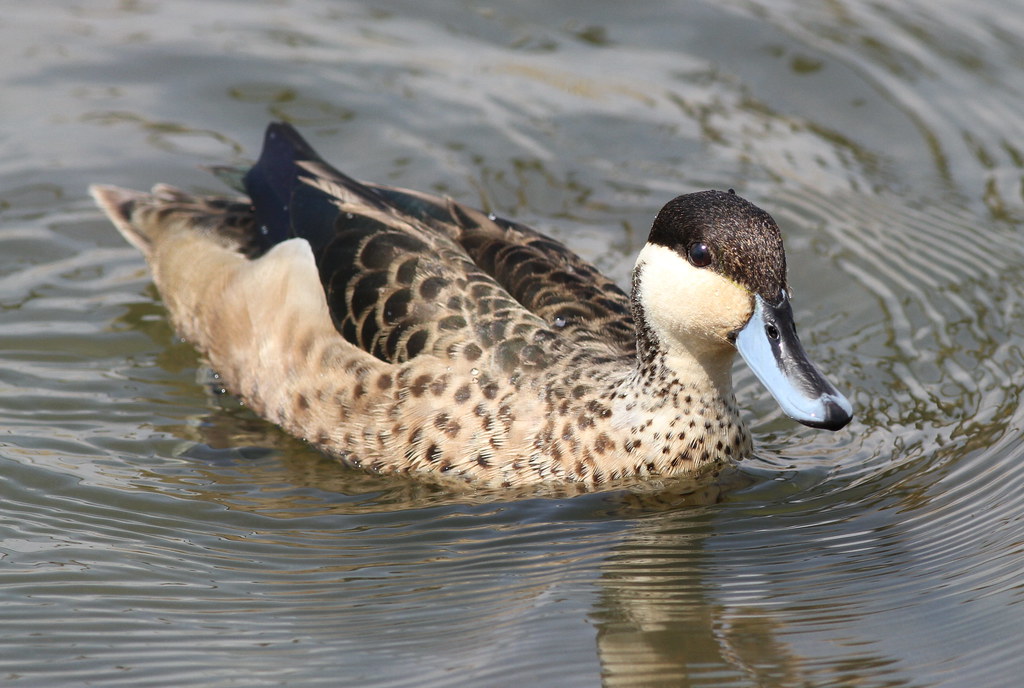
(90, 122), (851, 487)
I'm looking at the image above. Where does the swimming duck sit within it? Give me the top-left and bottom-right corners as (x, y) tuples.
(91, 122), (851, 487)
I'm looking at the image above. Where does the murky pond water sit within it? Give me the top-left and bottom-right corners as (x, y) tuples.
(2, 1), (1023, 686)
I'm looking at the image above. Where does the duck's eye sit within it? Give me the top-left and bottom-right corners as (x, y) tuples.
(687, 242), (712, 267)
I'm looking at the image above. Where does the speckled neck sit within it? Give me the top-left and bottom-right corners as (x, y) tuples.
(601, 350), (750, 479)
(605, 262), (752, 477)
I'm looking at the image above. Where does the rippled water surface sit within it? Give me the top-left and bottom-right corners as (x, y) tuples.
(3, 1), (1024, 686)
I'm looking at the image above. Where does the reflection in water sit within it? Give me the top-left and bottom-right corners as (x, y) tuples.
(594, 513), (805, 688)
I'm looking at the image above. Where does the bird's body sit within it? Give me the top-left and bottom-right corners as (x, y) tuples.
(91, 123), (850, 487)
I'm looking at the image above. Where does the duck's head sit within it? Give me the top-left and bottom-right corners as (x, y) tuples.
(633, 189), (852, 431)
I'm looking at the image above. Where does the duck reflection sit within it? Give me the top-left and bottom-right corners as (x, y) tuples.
(592, 510), (803, 687)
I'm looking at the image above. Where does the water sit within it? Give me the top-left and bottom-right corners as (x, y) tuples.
(2, 1), (1024, 686)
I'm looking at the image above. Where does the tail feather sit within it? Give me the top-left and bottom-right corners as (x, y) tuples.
(89, 185), (157, 256)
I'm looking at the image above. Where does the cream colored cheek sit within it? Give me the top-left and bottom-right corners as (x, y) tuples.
(701, 279), (755, 339)
(636, 244), (754, 345)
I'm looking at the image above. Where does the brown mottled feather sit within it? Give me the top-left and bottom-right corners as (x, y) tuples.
(289, 161), (633, 373)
